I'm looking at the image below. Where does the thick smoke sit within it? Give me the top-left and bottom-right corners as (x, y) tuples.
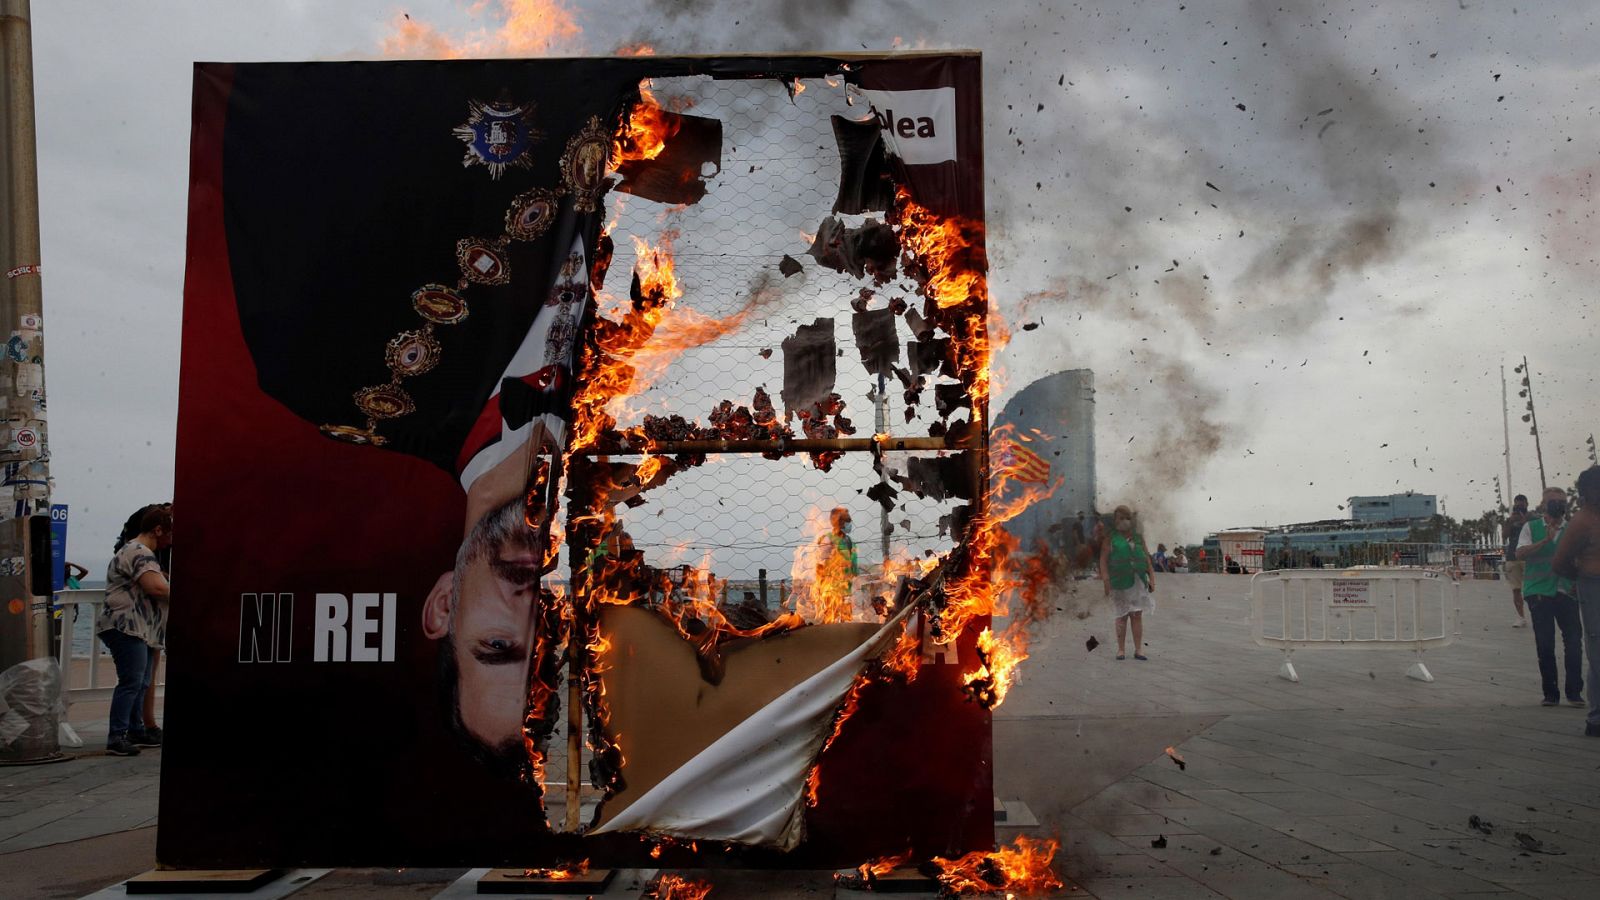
(381, 0), (1460, 543)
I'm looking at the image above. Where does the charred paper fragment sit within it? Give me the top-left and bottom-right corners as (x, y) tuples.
(614, 110), (722, 206)
(944, 418), (978, 446)
(831, 114), (896, 214)
(907, 338), (950, 378)
(778, 254), (804, 277)
(903, 307), (934, 341)
(866, 481), (898, 511)
(780, 318), (837, 418)
(948, 504), (974, 543)
(806, 216), (899, 283)
(934, 382), (972, 418)
(851, 307), (901, 378)
(893, 453), (977, 502)
(893, 366), (924, 412)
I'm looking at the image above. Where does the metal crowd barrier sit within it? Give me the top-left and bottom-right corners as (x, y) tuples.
(52, 589), (165, 707)
(1249, 568), (1460, 683)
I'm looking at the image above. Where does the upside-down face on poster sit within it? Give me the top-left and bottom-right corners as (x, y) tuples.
(167, 53), (1002, 869)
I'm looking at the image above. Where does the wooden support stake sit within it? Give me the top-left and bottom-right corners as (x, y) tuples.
(564, 661), (582, 832)
(572, 434), (974, 455)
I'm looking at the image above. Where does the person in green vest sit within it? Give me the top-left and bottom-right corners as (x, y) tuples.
(814, 507), (859, 619)
(1100, 505), (1156, 660)
(1517, 486), (1583, 707)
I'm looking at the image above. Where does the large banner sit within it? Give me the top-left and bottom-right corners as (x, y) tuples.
(167, 54), (991, 869)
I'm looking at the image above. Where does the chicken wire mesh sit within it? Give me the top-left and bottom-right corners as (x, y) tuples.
(583, 74), (978, 612)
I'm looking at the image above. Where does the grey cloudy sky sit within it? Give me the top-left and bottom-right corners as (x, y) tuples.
(28, 0), (1599, 572)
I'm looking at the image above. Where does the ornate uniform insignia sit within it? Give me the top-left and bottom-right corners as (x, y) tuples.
(558, 251), (585, 281)
(505, 188), (559, 241)
(561, 116), (613, 212)
(412, 284), (470, 324)
(453, 99), (541, 180)
(385, 329), (442, 377)
(353, 384), (416, 419)
(545, 311), (578, 365)
(456, 238), (511, 285)
(319, 423), (386, 446)
(546, 280), (585, 308)
(320, 107), (606, 453)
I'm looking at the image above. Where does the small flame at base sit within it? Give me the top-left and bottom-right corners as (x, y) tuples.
(519, 859), (590, 880)
(646, 873), (713, 900)
(932, 835), (1064, 895)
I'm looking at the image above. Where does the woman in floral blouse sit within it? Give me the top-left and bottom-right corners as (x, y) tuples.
(97, 505), (172, 756)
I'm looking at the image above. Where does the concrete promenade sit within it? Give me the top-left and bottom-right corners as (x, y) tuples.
(1, 572), (1597, 897)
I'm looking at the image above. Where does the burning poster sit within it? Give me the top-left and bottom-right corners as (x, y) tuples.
(168, 54), (1012, 869)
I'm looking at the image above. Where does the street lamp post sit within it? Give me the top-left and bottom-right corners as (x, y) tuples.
(1514, 357), (1547, 492)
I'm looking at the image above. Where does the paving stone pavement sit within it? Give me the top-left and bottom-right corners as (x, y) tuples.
(992, 571), (1600, 898)
(1, 572), (1596, 897)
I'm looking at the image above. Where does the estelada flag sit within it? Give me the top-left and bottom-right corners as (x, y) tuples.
(995, 438), (1051, 483)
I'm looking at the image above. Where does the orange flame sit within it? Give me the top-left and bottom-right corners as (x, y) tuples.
(858, 849), (913, 879)
(929, 424), (1060, 709)
(881, 624), (923, 680)
(894, 185), (1061, 710)
(787, 507), (860, 624)
(648, 873), (713, 900)
(632, 232), (683, 302)
(569, 232), (679, 453)
(932, 835), (1063, 895)
(521, 859), (590, 880)
(381, 0), (583, 58)
(895, 189), (1006, 421)
(805, 675), (869, 806)
(962, 627), (1026, 708)
(612, 82), (681, 167)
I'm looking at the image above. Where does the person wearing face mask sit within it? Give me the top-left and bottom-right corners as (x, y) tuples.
(1100, 505), (1156, 660)
(1517, 487), (1584, 708)
(1504, 494), (1531, 627)
(811, 508), (860, 618)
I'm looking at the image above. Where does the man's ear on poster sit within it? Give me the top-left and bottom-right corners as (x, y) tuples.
(422, 571), (454, 640)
